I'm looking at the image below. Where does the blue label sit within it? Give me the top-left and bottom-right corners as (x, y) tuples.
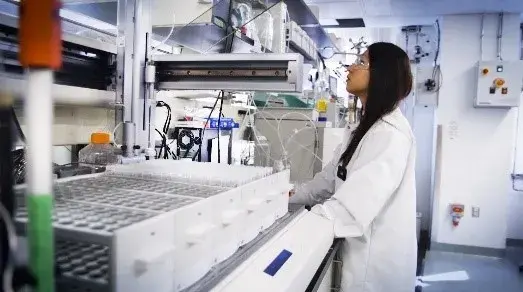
(263, 249), (293, 277)
(207, 118), (238, 129)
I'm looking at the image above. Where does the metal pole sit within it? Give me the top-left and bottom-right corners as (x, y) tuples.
(117, 0), (152, 156)
(480, 14), (485, 61)
(131, 0), (143, 150)
(497, 12), (504, 61)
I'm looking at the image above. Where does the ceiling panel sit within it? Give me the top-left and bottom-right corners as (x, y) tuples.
(364, 0), (523, 16)
(363, 16), (437, 27)
(305, 0), (359, 3)
(311, 1), (364, 20)
(361, 0), (393, 17)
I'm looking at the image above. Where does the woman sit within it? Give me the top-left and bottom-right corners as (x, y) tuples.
(290, 42), (417, 292)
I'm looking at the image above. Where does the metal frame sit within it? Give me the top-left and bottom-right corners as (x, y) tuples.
(116, 0), (155, 156)
(152, 53), (304, 93)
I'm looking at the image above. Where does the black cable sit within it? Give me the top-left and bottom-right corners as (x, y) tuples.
(217, 93), (225, 163)
(432, 19), (443, 92)
(155, 101), (174, 159)
(11, 107), (25, 143)
(192, 91), (223, 161)
(0, 103), (15, 288)
(155, 129), (164, 159)
(156, 101), (172, 134)
(155, 128), (176, 159)
(433, 19), (441, 69)
(317, 52), (327, 70)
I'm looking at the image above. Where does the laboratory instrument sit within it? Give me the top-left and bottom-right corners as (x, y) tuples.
(0, 0), (342, 291)
(14, 162), (334, 292)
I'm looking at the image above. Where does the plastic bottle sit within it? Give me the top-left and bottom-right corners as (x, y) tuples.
(79, 132), (119, 165)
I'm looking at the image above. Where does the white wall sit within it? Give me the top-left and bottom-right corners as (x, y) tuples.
(16, 107), (115, 145)
(396, 25), (439, 232)
(507, 27), (523, 241)
(508, 93), (523, 240)
(431, 14), (520, 249)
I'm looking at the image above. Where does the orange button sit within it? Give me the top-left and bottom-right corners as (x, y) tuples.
(482, 68), (489, 75)
(494, 78), (505, 88)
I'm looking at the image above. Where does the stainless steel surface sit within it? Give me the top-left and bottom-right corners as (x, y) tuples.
(152, 53), (303, 63)
(157, 81), (301, 92)
(162, 69), (289, 78)
(116, 0), (134, 152)
(153, 53), (304, 92)
(116, 0), (154, 153)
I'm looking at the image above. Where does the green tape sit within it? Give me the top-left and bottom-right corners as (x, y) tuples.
(27, 195), (54, 292)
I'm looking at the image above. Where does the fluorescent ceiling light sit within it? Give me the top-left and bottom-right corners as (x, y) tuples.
(319, 19), (339, 26)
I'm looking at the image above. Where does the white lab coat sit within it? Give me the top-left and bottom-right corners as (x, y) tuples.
(290, 107), (417, 292)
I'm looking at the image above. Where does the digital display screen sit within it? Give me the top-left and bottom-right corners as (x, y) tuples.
(497, 65), (503, 72)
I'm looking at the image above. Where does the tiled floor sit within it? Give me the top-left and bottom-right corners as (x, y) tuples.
(419, 247), (523, 292)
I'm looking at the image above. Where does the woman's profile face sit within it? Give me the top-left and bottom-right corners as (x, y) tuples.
(346, 50), (370, 96)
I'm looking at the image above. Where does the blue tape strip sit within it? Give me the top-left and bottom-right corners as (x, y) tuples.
(263, 249), (293, 277)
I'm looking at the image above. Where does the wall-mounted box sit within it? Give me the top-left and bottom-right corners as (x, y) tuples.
(474, 61), (523, 108)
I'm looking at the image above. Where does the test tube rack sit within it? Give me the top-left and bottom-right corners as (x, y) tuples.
(15, 166), (290, 292)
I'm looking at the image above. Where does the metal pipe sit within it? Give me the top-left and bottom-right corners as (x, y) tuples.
(479, 14), (485, 61)
(1, 77), (116, 107)
(129, 0), (143, 155)
(122, 121), (135, 155)
(497, 12), (504, 61)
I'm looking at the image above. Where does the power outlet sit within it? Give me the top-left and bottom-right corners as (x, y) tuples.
(472, 207), (480, 218)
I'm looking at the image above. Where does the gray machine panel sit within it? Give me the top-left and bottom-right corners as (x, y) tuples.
(152, 53), (304, 93)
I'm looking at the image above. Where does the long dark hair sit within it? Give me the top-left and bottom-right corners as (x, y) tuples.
(339, 42), (412, 167)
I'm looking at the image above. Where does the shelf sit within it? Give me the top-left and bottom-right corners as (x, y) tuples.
(268, 0), (340, 52)
(152, 18), (272, 54)
(59, 0), (338, 54)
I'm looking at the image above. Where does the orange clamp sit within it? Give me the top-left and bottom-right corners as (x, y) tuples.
(19, 0), (62, 69)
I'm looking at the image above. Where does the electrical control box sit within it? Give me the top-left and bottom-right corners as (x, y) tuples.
(474, 61), (523, 108)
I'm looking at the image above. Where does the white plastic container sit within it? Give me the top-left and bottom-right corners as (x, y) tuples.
(79, 132), (119, 165)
